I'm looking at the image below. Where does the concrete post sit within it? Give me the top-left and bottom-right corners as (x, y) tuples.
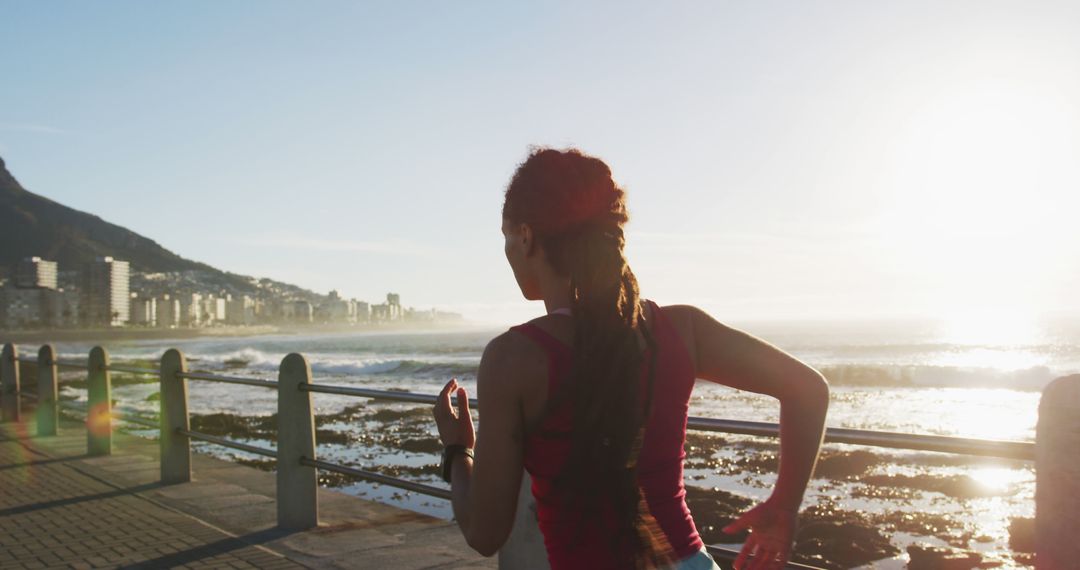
(277, 352), (318, 530)
(1036, 374), (1080, 568)
(1, 344), (19, 423)
(498, 471), (550, 569)
(86, 346), (112, 456)
(37, 345), (59, 436)
(160, 349), (191, 484)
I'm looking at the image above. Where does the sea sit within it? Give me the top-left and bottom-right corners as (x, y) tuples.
(44, 316), (1080, 568)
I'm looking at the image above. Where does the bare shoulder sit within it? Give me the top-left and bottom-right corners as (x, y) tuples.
(482, 330), (538, 364)
(478, 329), (548, 387)
(652, 303), (697, 327)
(649, 303), (700, 368)
(477, 329), (550, 428)
(659, 303), (735, 334)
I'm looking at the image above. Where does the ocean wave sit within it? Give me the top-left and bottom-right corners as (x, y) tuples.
(818, 363), (1062, 391)
(166, 348), (480, 379)
(63, 342), (1074, 391)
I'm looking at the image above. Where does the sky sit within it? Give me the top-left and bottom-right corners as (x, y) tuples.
(2, 1), (1079, 325)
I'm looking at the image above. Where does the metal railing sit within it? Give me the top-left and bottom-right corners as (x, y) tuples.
(0, 341), (1044, 569)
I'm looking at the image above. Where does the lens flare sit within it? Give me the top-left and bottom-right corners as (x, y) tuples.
(87, 402), (113, 437)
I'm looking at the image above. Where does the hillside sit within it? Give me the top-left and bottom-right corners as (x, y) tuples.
(0, 155), (319, 300)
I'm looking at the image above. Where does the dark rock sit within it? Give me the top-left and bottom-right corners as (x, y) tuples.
(875, 510), (972, 548)
(1008, 516), (1035, 553)
(399, 437), (442, 454)
(794, 503), (900, 569)
(315, 403), (367, 426)
(314, 429), (352, 445)
(191, 412), (277, 442)
(813, 450), (883, 479)
(683, 485), (755, 544)
(371, 406), (432, 422)
(906, 545), (988, 570)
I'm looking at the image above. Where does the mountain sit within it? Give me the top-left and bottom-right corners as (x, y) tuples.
(0, 155), (318, 299)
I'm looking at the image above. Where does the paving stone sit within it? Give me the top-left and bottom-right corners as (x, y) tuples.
(0, 427), (307, 569)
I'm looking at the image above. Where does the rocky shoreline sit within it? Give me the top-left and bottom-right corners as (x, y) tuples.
(159, 403), (1035, 569)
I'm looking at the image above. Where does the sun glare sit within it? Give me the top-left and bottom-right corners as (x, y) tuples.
(943, 389), (1038, 441)
(968, 467), (1028, 494)
(872, 63), (1078, 320)
(937, 309), (1042, 347)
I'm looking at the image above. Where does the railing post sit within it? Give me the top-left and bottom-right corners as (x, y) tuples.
(37, 345), (59, 436)
(498, 471), (550, 569)
(160, 349), (191, 484)
(1036, 374), (1080, 567)
(87, 346), (112, 456)
(277, 352), (318, 529)
(1, 343), (20, 423)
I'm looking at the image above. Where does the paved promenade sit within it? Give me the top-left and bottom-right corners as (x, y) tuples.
(0, 419), (495, 569)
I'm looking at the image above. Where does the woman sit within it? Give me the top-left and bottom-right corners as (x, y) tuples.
(433, 148), (829, 569)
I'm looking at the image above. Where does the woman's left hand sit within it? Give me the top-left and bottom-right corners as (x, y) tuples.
(433, 378), (476, 449)
(723, 499), (797, 570)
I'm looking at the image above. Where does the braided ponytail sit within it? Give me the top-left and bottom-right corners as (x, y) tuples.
(503, 148), (664, 567)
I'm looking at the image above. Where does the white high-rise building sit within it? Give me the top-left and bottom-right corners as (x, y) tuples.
(158, 294), (180, 328)
(226, 295), (257, 325)
(355, 301), (370, 323)
(81, 257), (130, 327)
(179, 293), (203, 327)
(16, 257), (58, 290)
(203, 294), (226, 323)
(322, 290), (354, 323)
(130, 292), (157, 326)
(283, 299), (314, 323)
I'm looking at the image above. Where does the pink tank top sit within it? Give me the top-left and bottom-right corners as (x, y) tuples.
(509, 299), (703, 569)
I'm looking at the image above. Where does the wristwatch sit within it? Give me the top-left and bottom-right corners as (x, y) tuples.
(441, 444), (475, 483)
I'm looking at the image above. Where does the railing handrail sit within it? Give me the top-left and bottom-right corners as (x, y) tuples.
(300, 456), (451, 499)
(107, 364), (159, 375)
(301, 382), (478, 407)
(177, 370), (278, 388)
(11, 355), (88, 369)
(111, 408), (158, 429)
(177, 428), (278, 458)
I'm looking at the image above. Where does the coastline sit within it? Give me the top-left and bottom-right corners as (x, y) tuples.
(3, 320), (489, 345)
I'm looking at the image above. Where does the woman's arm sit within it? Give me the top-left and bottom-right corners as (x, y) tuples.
(433, 332), (525, 557)
(681, 305), (830, 568)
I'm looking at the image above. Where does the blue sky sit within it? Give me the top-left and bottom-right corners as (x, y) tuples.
(2, 1), (1079, 325)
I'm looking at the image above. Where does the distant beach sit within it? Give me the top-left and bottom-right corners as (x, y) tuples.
(3, 320), (486, 346)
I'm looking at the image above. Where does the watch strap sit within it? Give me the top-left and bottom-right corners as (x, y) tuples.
(441, 444), (474, 483)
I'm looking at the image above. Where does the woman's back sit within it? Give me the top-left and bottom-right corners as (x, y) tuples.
(510, 299), (703, 570)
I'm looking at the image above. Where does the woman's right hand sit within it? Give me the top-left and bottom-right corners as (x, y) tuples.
(722, 499), (797, 570)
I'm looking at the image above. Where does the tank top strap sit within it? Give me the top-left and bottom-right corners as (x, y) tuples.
(644, 298), (696, 373)
(645, 298), (666, 331)
(508, 323), (572, 356)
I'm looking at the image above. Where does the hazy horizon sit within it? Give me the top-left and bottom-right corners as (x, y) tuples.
(3, 1), (1078, 327)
